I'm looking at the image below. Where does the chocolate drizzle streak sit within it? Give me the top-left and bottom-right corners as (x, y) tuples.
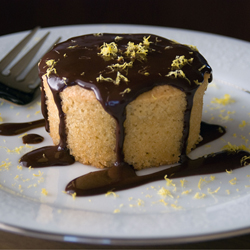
(0, 119), (45, 135)
(65, 150), (250, 196)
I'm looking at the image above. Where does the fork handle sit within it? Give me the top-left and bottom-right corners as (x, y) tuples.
(0, 81), (38, 105)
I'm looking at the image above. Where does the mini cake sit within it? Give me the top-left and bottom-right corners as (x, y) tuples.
(38, 33), (212, 170)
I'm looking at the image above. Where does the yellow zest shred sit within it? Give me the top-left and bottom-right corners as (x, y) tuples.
(166, 70), (191, 84)
(125, 41), (149, 62)
(96, 74), (114, 83)
(105, 191), (119, 198)
(171, 204), (183, 210)
(181, 189), (192, 195)
(113, 209), (120, 213)
(207, 187), (220, 194)
(193, 192), (206, 199)
(241, 155), (250, 166)
(164, 175), (175, 187)
(239, 120), (247, 128)
(41, 188), (48, 196)
(114, 36), (123, 42)
(120, 88), (131, 96)
(98, 42), (118, 60)
(180, 179), (187, 187)
(171, 55), (193, 70)
(157, 187), (174, 198)
(107, 61), (133, 75)
(229, 177), (237, 185)
(211, 94), (235, 106)
(115, 72), (129, 85)
(45, 59), (58, 77)
(222, 142), (250, 152)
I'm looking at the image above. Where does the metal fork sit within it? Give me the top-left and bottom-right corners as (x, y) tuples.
(0, 27), (60, 105)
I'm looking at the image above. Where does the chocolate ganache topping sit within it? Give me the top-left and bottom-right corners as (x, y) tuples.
(38, 33), (212, 166)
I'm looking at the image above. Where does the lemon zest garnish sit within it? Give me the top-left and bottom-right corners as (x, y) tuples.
(210, 175), (215, 181)
(125, 41), (149, 62)
(137, 199), (144, 206)
(222, 142), (250, 152)
(114, 36), (123, 42)
(211, 94), (235, 106)
(171, 204), (183, 209)
(241, 155), (250, 166)
(41, 188), (48, 196)
(33, 170), (43, 177)
(105, 191), (119, 198)
(180, 179), (187, 187)
(120, 88), (131, 96)
(45, 59), (58, 77)
(181, 189), (192, 195)
(226, 169), (233, 174)
(194, 79), (202, 85)
(157, 187), (174, 198)
(142, 35), (152, 47)
(98, 42), (118, 60)
(197, 177), (212, 190)
(115, 71), (129, 85)
(229, 177), (237, 185)
(239, 120), (247, 128)
(113, 209), (120, 213)
(67, 45), (79, 49)
(93, 33), (103, 37)
(71, 192), (77, 199)
(193, 192), (206, 199)
(107, 61), (133, 75)
(164, 175), (175, 187)
(171, 55), (193, 70)
(96, 74), (114, 83)
(207, 187), (220, 194)
(166, 70), (190, 84)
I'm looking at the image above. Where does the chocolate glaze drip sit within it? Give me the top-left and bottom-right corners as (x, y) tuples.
(38, 33), (212, 166)
(0, 119), (45, 135)
(22, 134), (44, 144)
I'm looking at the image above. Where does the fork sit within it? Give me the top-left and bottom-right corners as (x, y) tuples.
(0, 27), (60, 105)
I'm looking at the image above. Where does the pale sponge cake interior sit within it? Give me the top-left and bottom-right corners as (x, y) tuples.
(43, 72), (209, 170)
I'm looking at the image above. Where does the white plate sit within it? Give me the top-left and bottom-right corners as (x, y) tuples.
(1, 24), (250, 245)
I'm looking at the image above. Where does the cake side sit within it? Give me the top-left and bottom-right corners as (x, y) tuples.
(43, 72), (210, 170)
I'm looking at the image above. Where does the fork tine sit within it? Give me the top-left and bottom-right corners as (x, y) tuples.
(23, 37), (62, 88)
(0, 26), (40, 72)
(9, 31), (50, 78)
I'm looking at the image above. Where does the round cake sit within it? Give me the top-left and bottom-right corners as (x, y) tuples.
(38, 33), (212, 170)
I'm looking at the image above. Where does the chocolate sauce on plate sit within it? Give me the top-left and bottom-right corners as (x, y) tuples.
(22, 133), (44, 144)
(0, 119), (45, 135)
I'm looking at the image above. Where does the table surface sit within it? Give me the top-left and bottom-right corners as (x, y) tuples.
(1, 0), (250, 248)
(1, 229), (250, 249)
